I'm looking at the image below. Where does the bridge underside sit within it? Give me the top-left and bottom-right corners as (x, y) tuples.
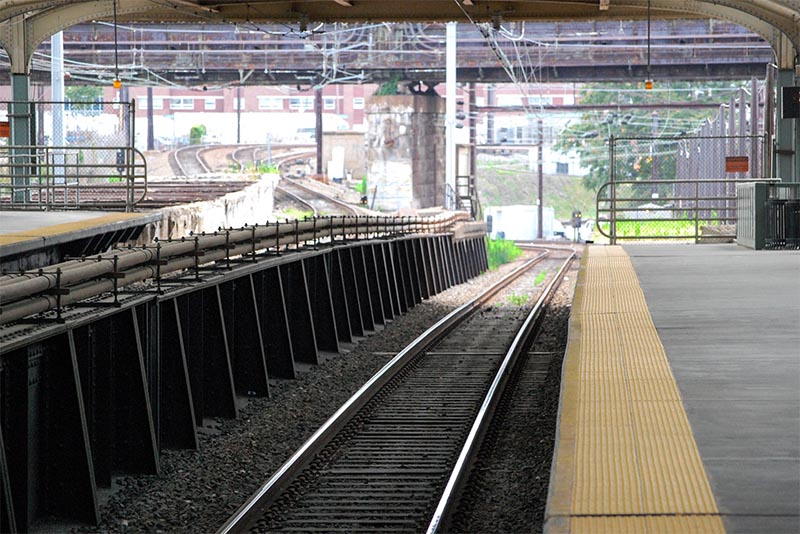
(19, 63), (769, 87)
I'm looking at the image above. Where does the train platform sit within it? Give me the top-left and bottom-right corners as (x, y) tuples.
(0, 210), (160, 269)
(545, 243), (800, 534)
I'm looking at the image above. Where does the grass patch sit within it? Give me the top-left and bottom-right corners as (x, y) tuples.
(598, 219), (718, 239)
(534, 269), (548, 286)
(507, 293), (529, 306)
(487, 238), (522, 270)
(277, 208), (315, 221)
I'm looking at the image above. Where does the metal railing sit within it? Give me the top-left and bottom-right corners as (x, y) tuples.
(0, 145), (147, 211)
(0, 212), (478, 325)
(596, 178), (778, 244)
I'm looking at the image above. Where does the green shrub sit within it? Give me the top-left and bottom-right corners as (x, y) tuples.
(486, 237), (522, 270)
(189, 124), (206, 145)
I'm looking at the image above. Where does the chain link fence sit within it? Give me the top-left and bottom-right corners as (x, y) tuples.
(598, 134), (768, 243)
(0, 100), (142, 210)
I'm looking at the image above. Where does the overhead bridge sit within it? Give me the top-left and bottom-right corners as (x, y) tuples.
(0, 214), (487, 532)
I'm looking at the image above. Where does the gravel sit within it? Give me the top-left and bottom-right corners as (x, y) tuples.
(69, 247), (578, 534)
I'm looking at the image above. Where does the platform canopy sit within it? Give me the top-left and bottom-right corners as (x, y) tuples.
(0, 0), (797, 57)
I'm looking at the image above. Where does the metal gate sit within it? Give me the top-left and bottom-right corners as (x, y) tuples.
(599, 133), (769, 243)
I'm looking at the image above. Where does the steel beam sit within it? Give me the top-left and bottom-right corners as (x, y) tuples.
(363, 246), (386, 326)
(157, 299), (199, 450)
(328, 250), (354, 344)
(389, 241), (410, 314)
(279, 262), (319, 366)
(221, 276), (270, 398)
(303, 255), (340, 354)
(338, 249), (365, 338)
(350, 247), (376, 332)
(252, 267), (296, 379)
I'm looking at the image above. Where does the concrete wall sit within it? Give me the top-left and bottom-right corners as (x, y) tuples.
(365, 95), (445, 211)
(138, 173), (279, 242)
(323, 132), (366, 180)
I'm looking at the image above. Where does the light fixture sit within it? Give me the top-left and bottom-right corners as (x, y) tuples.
(112, 0), (121, 88)
(644, 0), (653, 90)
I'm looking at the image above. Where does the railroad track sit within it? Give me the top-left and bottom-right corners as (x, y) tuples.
(276, 178), (360, 217)
(219, 250), (575, 533)
(170, 144), (212, 176)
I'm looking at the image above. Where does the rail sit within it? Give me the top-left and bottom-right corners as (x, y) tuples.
(427, 250), (575, 533)
(596, 178), (780, 244)
(0, 145), (147, 211)
(217, 250), (551, 534)
(0, 212), (477, 325)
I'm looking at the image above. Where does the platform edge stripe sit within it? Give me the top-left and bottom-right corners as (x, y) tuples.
(0, 212), (146, 246)
(548, 245), (726, 534)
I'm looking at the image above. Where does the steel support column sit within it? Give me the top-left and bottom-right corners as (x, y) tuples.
(328, 250), (354, 343)
(374, 243), (398, 320)
(390, 241), (410, 314)
(776, 69), (797, 181)
(280, 262), (319, 365)
(221, 276), (270, 398)
(363, 245), (385, 326)
(351, 247), (376, 332)
(157, 299), (199, 450)
(338, 248), (365, 337)
(303, 255), (340, 353)
(253, 268), (296, 379)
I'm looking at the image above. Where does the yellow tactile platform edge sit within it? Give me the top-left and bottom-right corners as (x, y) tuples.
(0, 212), (145, 246)
(545, 245), (725, 534)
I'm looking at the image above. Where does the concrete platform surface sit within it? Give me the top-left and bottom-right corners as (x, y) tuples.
(625, 244), (800, 534)
(0, 210), (159, 258)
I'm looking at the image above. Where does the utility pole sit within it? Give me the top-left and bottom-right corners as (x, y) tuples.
(537, 119), (544, 239)
(147, 87), (154, 150)
(487, 84), (495, 144)
(315, 88), (323, 176)
(651, 111), (658, 195)
(445, 22), (457, 207)
(236, 86), (242, 143)
(468, 83), (477, 218)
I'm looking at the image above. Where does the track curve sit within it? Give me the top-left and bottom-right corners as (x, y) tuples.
(219, 252), (574, 533)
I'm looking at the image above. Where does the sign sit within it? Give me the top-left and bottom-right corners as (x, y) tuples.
(725, 156), (749, 173)
(0, 121), (9, 138)
(782, 86), (800, 119)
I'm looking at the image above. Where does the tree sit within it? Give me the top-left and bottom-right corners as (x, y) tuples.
(65, 85), (103, 103)
(554, 81), (745, 192)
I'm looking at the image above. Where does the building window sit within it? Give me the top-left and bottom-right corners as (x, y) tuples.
(527, 95), (553, 106)
(170, 97), (194, 110)
(137, 97), (148, 110)
(258, 97), (283, 110)
(556, 162), (569, 174)
(497, 95), (522, 106)
(204, 98), (217, 110)
(233, 97), (245, 111)
(352, 97), (365, 109)
(289, 97), (313, 110)
(324, 97), (336, 110)
(152, 98), (163, 110)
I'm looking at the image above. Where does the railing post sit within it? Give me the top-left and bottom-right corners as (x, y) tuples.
(609, 134), (617, 245)
(694, 181), (700, 244)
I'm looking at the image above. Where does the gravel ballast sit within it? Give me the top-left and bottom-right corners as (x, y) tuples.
(70, 247), (578, 534)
